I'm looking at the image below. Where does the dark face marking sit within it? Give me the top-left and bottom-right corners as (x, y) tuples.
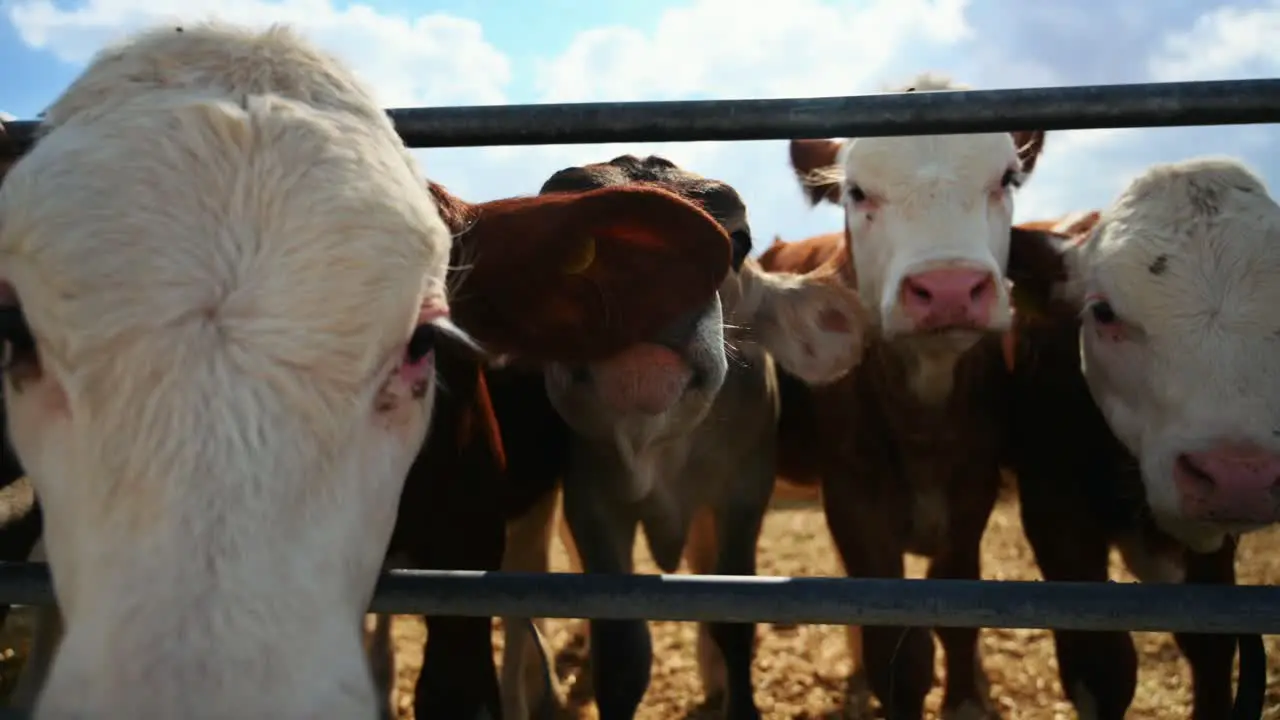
(1148, 254), (1169, 276)
(540, 154), (752, 270)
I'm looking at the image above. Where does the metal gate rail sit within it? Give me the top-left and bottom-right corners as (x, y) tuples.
(0, 563), (1278, 634)
(4, 78), (1279, 150)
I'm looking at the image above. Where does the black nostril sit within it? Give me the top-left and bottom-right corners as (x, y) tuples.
(905, 280), (931, 302)
(970, 276), (993, 300)
(1177, 454), (1216, 488)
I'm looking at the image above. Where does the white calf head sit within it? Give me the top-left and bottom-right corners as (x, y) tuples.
(1014, 157), (1280, 553)
(0, 22), (453, 717)
(789, 74), (1046, 357)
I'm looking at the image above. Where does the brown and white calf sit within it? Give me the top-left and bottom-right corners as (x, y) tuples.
(1005, 157), (1280, 720)
(495, 154), (869, 720)
(0, 22), (763, 719)
(758, 74), (1047, 720)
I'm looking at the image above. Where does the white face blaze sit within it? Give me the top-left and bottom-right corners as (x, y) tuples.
(0, 24), (451, 717)
(789, 75), (1043, 404)
(838, 131), (1021, 346)
(1066, 157), (1280, 552)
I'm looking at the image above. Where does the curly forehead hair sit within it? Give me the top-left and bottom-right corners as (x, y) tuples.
(540, 154), (745, 228)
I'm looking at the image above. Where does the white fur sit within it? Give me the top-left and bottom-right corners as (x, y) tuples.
(1062, 157), (1280, 552)
(799, 74), (1029, 402)
(837, 80), (1017, 340)
(0, 22), (451, 718)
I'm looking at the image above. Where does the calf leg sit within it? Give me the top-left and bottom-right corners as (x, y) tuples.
(561, 479), (647, 720)
(707, 478), (771, 720)
(1018, 487), (1135, 720)
(364, 612), (395, 718)
(7, 604), (61, 710)
(500, 485), (562, 720)
(683, 508), (727, 706)
(8, 539), (59, 711)
(822, 481), (930, 720)
(927, 474), (1000, 719)
(411, 494), (507, 719)
(1176, 542), (1237, 720)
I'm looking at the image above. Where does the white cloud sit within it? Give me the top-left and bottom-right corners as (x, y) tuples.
(9, 0), (511, 108)
(534, 0), (972, 103)
(1148, 1), (1280, 82)
(7, 0), (1280, 252)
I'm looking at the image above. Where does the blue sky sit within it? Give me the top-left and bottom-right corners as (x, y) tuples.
(2, 0), (1279, 249)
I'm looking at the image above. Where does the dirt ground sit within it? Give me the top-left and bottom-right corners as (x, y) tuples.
(0, 490), (1276, 718)
(379, 489), (1280, 720)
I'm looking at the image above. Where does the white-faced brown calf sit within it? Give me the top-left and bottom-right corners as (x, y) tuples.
(1005, 158), (1280, 720)
(759, 74), (1048, 720)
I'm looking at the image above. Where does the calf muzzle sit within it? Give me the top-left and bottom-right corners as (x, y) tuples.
(1174, 443), (1280, 525)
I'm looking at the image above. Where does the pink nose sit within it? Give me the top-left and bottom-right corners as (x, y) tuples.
(1175, 443), (1280, 525)
(898, 267), (998, 331)
(592, 343), (693, 415)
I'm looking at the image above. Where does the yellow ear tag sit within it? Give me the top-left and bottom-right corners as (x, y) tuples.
(564, 236), (596, 275)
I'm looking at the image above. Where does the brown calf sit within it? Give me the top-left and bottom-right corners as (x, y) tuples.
(368, 180), (740, 720)
(759, 73), (1048, 719)
(499, 155), (867, 720)
(761, 233), (1011, 720)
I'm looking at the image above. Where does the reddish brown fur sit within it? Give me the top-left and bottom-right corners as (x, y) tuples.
(757, 232), (850, 280)
(430, 182), (732, 364)
(760, 235), (1010, 719)
(1005, 220), (1240, 720)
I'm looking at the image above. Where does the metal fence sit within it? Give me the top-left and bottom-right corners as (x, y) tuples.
(3, 78), (1280, 636)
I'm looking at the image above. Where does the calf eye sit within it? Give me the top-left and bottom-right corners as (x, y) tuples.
(0, 306), (34, 370)
(406, 324), (437, 364)
(1089, 301), (1117, 325)
(729, 230), (751, 271)
(1000, 168), (1022, 189)
(848, 184), (867, 203)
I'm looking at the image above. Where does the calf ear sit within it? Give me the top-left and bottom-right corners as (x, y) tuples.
(432, 183), (732, 364)
(736, 259), (869, 386)
(1010, 130), (1046, 176)
(789, 139), (844, 206)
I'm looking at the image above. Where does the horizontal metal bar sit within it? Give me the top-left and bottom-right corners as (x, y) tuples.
(3, 79), (1279, 152)
(0, 562), (1277, 634)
